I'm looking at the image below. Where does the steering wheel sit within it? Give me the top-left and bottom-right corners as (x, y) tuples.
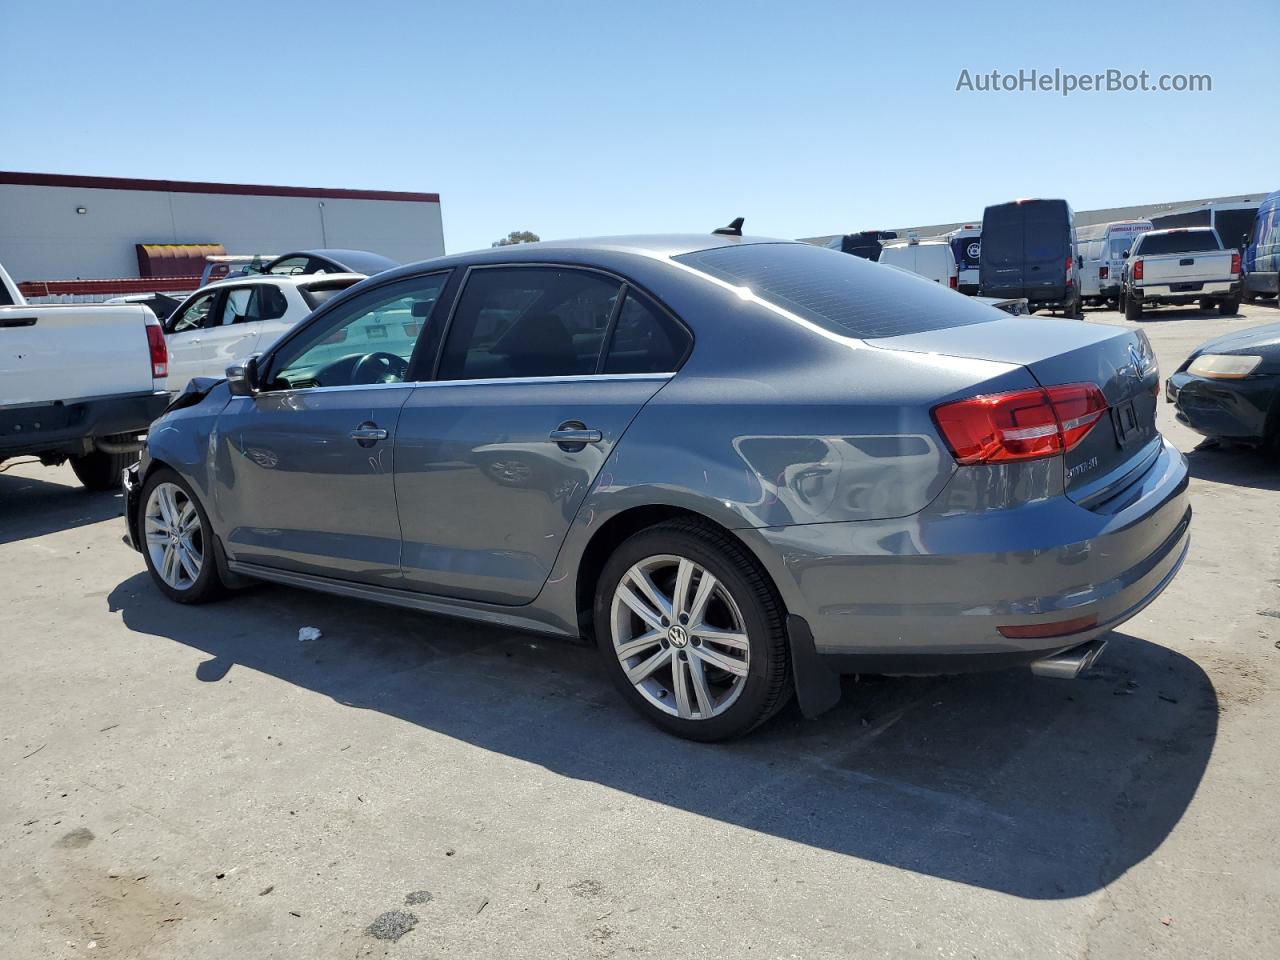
(351, 351), (409, 384)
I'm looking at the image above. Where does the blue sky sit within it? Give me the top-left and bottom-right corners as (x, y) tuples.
(4, 0), (1277, 253)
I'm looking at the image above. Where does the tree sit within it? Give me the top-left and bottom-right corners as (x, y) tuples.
(492, 230), (541, 247)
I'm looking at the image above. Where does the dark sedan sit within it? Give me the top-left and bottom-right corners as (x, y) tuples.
(263, 249), (398, 277)
(1167, 322), (1280, 451)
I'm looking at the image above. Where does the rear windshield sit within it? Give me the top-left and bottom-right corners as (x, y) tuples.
(674, 242), (997, 340)
(951, 236), (981, 269)
(1133, 230), (1221, 256)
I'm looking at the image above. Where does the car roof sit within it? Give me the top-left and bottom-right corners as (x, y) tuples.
(374, 234), (797, 281)
(269, 249), (400, 272)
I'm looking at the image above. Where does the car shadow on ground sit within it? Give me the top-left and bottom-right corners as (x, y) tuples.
(0, 468), (125, 546)
(107, 573), (1217, 901)
(1185, 441), (1280, 490)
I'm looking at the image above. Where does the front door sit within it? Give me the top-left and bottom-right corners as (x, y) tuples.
(213, 272), (451, 586)
(395, 266), (691, 603)
(163, 289), (221, 393)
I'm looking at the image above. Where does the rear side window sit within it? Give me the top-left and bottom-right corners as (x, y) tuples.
(675, 242), (997, 340)
(603, 291), (690, 373)
(438, 267), (621, 380)
(1133, 231), (1221, 255)
(221, 285), (289, 324)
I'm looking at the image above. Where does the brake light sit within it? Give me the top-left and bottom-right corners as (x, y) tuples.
(1099, 266), (1109, 280)
(145, 323), (168, 378)
(1133, 259), (1144, 281)
(1065, 255), (1074, 287)
(932, 383), (1108, 465)
(949, 275), (958, 290)
(1231, 252), (1241, 276)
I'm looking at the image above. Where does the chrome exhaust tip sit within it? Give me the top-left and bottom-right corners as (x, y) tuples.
(1029, 636), (1108, 679)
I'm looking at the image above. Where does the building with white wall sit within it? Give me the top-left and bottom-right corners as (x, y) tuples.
(0, 171), (445, 283)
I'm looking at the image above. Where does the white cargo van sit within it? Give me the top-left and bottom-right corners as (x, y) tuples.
(877, 236), (959, 289)
(1077, 220), (1152, 309)
(946, 225), (982, 294)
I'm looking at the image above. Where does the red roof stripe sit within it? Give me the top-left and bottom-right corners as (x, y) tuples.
(0, 171), (439, 204)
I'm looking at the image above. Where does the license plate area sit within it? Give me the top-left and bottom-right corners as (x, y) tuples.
(1170, 281), (1203, 293)
(1111, 399), (1142, 447)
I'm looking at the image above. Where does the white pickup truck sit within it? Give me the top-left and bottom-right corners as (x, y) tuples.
(1, 262), (172, 489)
(1122, 227), (1242, 320)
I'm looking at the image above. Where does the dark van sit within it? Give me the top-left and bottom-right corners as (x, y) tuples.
(979, 199), (1082, 316)
(825, 230), (899, 262)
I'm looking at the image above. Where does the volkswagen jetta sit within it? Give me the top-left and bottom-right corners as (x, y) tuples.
(123, 233), (1191, 740)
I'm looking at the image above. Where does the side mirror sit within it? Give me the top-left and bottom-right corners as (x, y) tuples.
(226, 355), (261, 396)
(1122, 251), (1130, 259)
(1076, 256), (1083, 269)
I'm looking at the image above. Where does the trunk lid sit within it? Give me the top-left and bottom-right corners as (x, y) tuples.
(872, 315), (1160, 504)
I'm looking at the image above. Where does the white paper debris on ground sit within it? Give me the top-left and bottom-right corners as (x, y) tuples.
(297, 627), (322, 642)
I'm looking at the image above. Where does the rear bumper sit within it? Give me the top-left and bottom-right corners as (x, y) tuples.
(0, 390), (169, 459)
(1132, 280), (1239, 303)
(745, 436), (1190, 670)
(1167, 371), (1278, 442)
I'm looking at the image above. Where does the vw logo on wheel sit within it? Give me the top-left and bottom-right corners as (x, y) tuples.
(666, 624), (690, 648)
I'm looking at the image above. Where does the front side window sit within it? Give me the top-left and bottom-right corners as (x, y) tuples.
(167, 291), (219, 333)
(268, 273), (448, 390)
(437, 267), (621, 381)
(603, 291), (690, 374)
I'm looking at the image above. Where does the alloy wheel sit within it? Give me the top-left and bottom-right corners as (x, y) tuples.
(610, 554), (750, 720)
(144, 482), (204, 591)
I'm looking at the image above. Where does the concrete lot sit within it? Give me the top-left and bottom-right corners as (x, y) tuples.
(2, 302), (1278, 959)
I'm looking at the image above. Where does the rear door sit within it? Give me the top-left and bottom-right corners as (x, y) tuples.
(979, 203), (1024, 298)
(199, 283), (290, 379)
(1022, 201), (1070, 302)
(395, 266), (689, 603)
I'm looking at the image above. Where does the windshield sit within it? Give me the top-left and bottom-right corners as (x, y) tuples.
(674, 242), (996, 340)
(1109, 237), (1138, 259)
(1134, 231), (1221, 255)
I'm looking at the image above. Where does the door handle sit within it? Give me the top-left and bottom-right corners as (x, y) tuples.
(350, 423), (389, 444)
(549, 427), (602, 444)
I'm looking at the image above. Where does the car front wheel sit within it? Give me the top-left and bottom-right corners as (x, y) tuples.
(139, 468), (226, 604)
(594, 521), (791, 741)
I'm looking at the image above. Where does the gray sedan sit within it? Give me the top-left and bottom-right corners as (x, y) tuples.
(122, 233), (1191, 740)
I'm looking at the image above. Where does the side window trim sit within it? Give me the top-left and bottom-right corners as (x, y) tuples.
(593, 283), (629, 375)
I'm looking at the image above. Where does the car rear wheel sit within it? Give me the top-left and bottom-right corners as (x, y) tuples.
(594, 521), (791, 741)
(69, 438), (138, 491)
(139, 468), (226, 604)
(1124, 294), (1144, 320)
(1219, 296), (1241, 316)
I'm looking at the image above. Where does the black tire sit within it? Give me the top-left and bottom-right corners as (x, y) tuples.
(1219, 296), (1241, 316)
(69, 440), (137, 491)
(1199, 299), (1214, 313)
(593, 520), (792, 741)
(1124, 294), (1144, 321)
(138, 467), (227, 604)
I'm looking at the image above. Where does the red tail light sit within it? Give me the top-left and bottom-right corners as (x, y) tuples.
(1133, 259), (1144, 281)
(145, 323), (168, 378)
(949, 275), (958, 290)
(1230, 252), (1241, 276)
(1099, 266), (1109, 280)
(932, 383), (1108, 465)
(1065, 255), (1074, 287)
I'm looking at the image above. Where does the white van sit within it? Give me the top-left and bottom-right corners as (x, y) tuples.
(1077, 220), (1151, 309)
(878, 236), (959, 289)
